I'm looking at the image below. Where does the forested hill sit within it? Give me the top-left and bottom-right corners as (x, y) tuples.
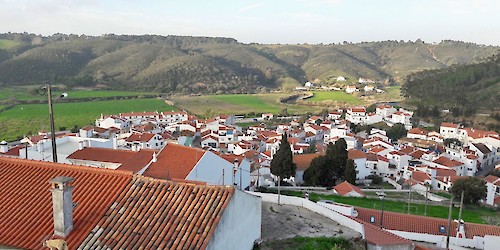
(402, 54), (500, 112)
(0, 33), (498, 94)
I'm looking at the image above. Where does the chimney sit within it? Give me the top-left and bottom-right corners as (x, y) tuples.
(152, 152), (157, 163)
(0, 140), (8, 153)
(112, 136), (118, 149)
(49, 176), (74, 237)
(78, 141), (84, 150)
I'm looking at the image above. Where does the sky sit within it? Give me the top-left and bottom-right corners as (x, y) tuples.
(1, 0), (499, 45)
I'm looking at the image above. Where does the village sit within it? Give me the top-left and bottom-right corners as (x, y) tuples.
(1, 103), (499, 250)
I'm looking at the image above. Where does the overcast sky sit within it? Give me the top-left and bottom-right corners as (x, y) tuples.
(1, 0), (499, 45)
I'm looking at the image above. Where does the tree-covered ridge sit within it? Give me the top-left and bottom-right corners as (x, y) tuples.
(0, 33), (498, 94)
(401, 54), (500, 112)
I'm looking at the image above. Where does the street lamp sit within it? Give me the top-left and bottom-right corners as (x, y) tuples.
(39, 84), (68, 163)
(376, 191), (386, 228)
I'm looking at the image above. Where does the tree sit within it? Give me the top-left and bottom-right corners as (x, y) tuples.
(304, 140), (348, 187)
(270, 133), (296, 181)
(387, 123), (407, 141)
(344, 159), (356, 184)
(450, 177), (486, 205)
(303, 155), (330, 186)
(304, 143), (316, 154)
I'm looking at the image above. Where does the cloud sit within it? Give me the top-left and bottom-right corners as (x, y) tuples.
(238, 3), (264, 12)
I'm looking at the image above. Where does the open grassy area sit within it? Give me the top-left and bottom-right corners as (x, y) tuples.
(306, 91), (361, 104)
(0, 87), (156, 101)
(171, 93), (317, 117)
(257, 236), (358, 250)
(0, 39), (19, 49)
(260, 189), (498, 225)
(0, 98), (175, 141)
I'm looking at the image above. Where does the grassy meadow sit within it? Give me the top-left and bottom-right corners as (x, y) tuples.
(0, 39), (18, 49)
(0, 87), (156, 101)
(0, 98), (175, 141)
(262, 189), (498, 225)
(307, 91), (361, 104)
(171, 93), (318, 117)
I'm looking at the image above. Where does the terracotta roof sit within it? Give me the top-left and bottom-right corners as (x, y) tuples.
(441, 122), (459, 128)
(68, 147), (137, 164)
(293, 153), (322, 171)
(143, 143), (206, 180)
(408, 128), (428, 135)
(484, 175), (500, 184)
(79, 176), (234, 250)
(125, 132), (156, 142)
(333, 181), (365, 196)
(118, 150), (156, 172)
(433, 156), (463, 168)
(349, 107), (366, 113)
(409, 150), (425, 159)
(359, 219), (412, 246)
(0, 144), (25, 156)
(0, 157), (132, 250)
(366, 153), (378, 161)
(411, 171), (431, 183)
(463, 128), (498, 139)
(431, 167), (457, 177)
(348, 149), (366, 160)
(355, 206), (500, 239)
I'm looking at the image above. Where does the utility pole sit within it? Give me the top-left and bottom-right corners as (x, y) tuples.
(458, 190), (464, 222)
(425, 185), (429, 216)
(222, 169), (224, 185)
(277, 176), (281, 205)
(47, 84), (58, 163)
(446, 194), (454, 249)
(407, 186), (411, 214)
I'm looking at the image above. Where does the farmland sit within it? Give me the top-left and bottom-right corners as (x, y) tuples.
(171, 93), (318, 117)
(0, 98), (175, 141)
(0, 39), (18, 49)
(0, 87), (156, 102)
(306, 91), (361, 104)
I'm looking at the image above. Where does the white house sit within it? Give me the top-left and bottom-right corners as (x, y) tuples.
(348, 149), (370, 180)
(345, 86), (358, 94)
(95, 116), (131, 130)
(346, 107), (367, 125)
(440, 122), (461, 139)
(484, 175), (500, 207)
(125, 132), (164, 150)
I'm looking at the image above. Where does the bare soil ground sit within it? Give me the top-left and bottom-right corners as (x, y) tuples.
(260, 202), (361, 241)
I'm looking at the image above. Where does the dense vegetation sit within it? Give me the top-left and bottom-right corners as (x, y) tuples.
(402, 54), (500, 113)
(0, 33), (497, 94)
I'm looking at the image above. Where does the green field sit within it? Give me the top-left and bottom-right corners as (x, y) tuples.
(306, 91), (361, 104)
(258, 236), (356, 250)
(0, 39), (18, 49)
(0, 87), (156, 101)
(171, 93), (318, 117)
(0, 98), (175, 141)
(263, 190), (498, 224)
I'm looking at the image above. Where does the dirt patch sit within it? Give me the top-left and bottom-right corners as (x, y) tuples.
(261, 202), (361, 241)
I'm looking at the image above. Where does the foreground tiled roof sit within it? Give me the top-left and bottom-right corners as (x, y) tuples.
(143, 143), (206, 180)
(79, 176), (234, 250)
(355, 207), (500, 239)
(0, 157), (132, 250)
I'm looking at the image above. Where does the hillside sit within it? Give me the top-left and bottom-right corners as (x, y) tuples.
(0, 33), (498, 94)
(402, 54), (500, 113)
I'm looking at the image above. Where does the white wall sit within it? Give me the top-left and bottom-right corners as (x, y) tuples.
(207, 190), (261, 250)
(187, 152), (251, 188)
(484, 236), (500, 250)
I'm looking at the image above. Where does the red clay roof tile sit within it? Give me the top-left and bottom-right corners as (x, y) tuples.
(143, 143), (206, 180)
(0, 157), (132, 250)
(79, 176), (234, 250)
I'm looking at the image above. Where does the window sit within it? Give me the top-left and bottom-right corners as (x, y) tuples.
(370, 216), (376, 223)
